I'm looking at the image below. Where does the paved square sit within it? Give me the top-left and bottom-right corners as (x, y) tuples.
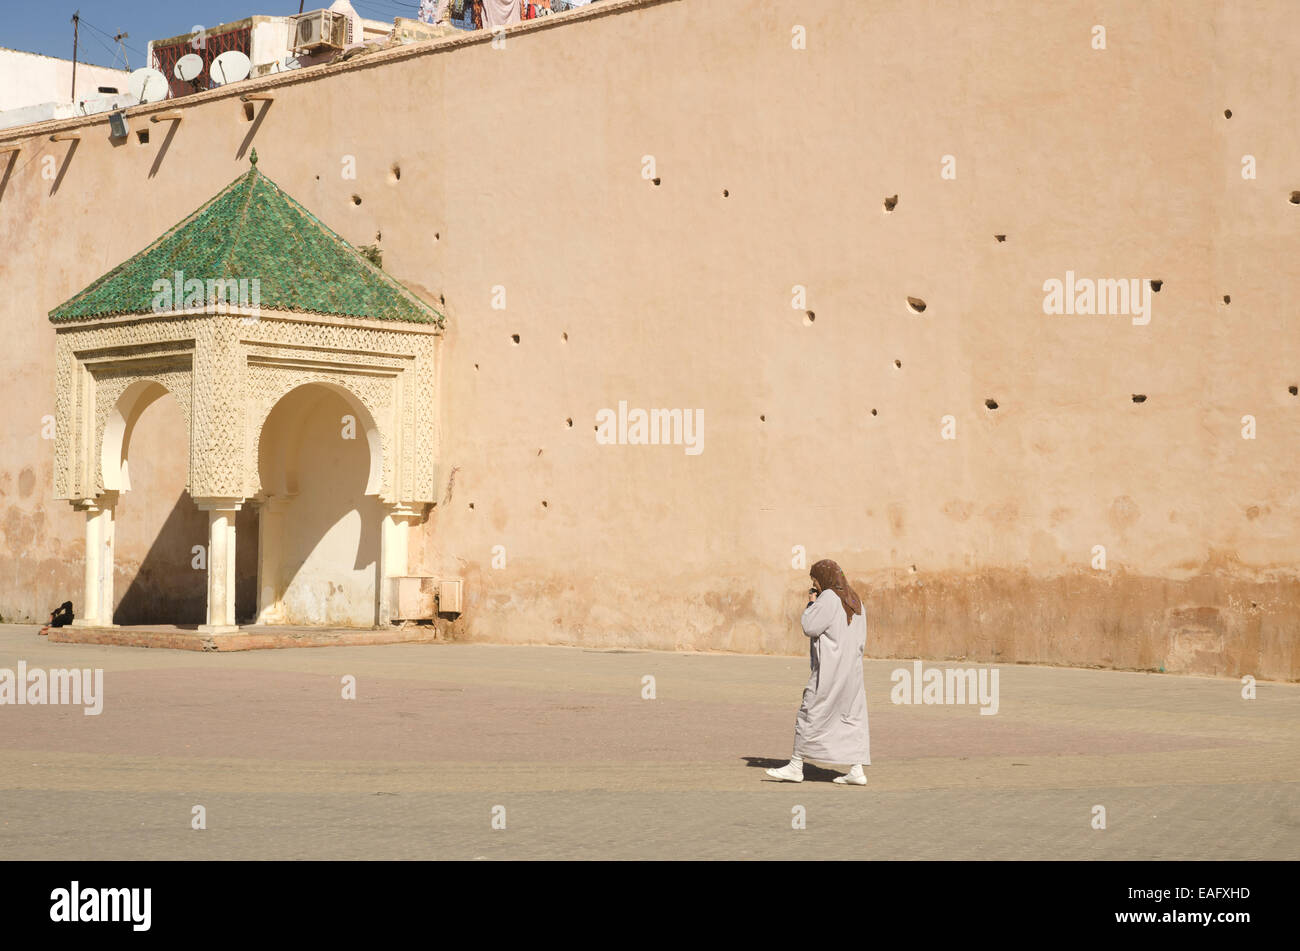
(1, 626), (1296, 859)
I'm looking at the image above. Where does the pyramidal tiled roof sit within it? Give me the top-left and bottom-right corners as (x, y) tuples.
(49, 151), (443, 326)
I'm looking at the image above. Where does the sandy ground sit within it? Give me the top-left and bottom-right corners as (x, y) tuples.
(1, 624), (1296, 860)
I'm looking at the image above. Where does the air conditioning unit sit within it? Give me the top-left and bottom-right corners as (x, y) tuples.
(292, 10), (347, 52)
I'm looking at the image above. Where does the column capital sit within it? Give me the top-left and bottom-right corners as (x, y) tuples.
(254, 493), (296, 513)
(73, 491), (119, 513)
(386, 503), (422, 522)
(193, 497), (245, 513)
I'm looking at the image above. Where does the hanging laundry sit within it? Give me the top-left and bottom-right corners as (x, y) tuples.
(419, 0), (451, 23)
(479, 0), (521, 28)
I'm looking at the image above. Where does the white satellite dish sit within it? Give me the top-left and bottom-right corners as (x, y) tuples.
(128, 67), (169, 103)
(210, 50), (251, 85)
(174, 53), (203, 82)
(269, 53), (301, 74)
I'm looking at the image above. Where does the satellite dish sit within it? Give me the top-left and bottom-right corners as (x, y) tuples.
(128, 67), (168, 103)
(174, 53), (203, 81)
(268, 53), (301, 74)
(210, 50), (251, 85)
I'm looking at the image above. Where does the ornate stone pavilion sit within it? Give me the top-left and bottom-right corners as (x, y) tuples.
(49, 151), (442, 633)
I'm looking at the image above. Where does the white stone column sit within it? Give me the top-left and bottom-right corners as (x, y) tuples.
(71, 493), (116, 627)
(377, 503), (421, 625)
(99, 495), (116, 622)
(196, 498), (243, 633)
(255, 495), (291, 625)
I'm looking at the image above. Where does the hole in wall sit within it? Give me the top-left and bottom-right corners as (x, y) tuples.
(541, 500), (548, 508)
(1224, 109), (1232, 118)
(1290, 385), (1298, 396)
(389, 163), (401, 183)
(435, 232), (440, 240)
(511, 334), (520, 345)
(1223, 295), (1231, 304)
(561, 332), (568, 342)
(652, 177), (661, 186)
(894, 359), (902, 369)
(474, 363), (479, 370)
(242, 102), (255, 121)
(985, 398), (999, 410)
(468, 502), (475, 510)
(759, 414), (766, 422)
(871, 408), (878, 416)
(883, 194), (898, 213)
(1290, 192), (1300, 205)
(722, 188), (729, 197)
(136, 129), (149, 145)
(351, 194), (362, 206)
(906, 297), (927, 314)
(803, 311), (815, 326)
(1149, 279), (1162, 292)
(1132, 394), (1147, 403)
(566, 417), (573, 427)
(994, 234), (1006, 242)
(315, 174), (320, 180)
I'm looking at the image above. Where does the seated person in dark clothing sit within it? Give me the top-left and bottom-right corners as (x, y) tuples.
(38, 601), (74, 636)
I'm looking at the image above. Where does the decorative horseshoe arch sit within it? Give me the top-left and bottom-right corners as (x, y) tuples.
(48, 153), (444, 632)
(100, 378), (186, 493)
(254, 379), (386, 500)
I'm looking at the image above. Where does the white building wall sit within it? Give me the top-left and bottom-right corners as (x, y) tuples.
(0, 48), (130, 111)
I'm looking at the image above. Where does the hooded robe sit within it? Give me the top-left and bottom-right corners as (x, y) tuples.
(793, 576), (871, 764)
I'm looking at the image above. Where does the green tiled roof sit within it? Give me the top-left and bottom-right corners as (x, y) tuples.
(49, 151), (443, 326)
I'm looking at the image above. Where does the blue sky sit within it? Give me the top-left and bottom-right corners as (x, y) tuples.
(3, 0), (426, 70)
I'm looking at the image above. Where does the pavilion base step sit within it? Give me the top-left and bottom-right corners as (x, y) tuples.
(46, 624), (444, 652)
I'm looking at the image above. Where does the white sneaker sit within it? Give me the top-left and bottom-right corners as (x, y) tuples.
(833, 766), (867, 785)
(765, 762), (804, 782)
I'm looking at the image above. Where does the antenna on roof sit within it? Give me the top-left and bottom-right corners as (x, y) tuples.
(71, 11), (81, 102)
(112, 30), (130, 70)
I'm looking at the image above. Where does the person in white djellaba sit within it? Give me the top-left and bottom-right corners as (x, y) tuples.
(766, 558), (871, 785)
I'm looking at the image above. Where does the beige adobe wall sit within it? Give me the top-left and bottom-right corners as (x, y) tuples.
(0, 0), (1296, 678)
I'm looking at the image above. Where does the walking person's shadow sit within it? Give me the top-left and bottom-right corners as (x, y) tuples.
(743, 756), (841, 782)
